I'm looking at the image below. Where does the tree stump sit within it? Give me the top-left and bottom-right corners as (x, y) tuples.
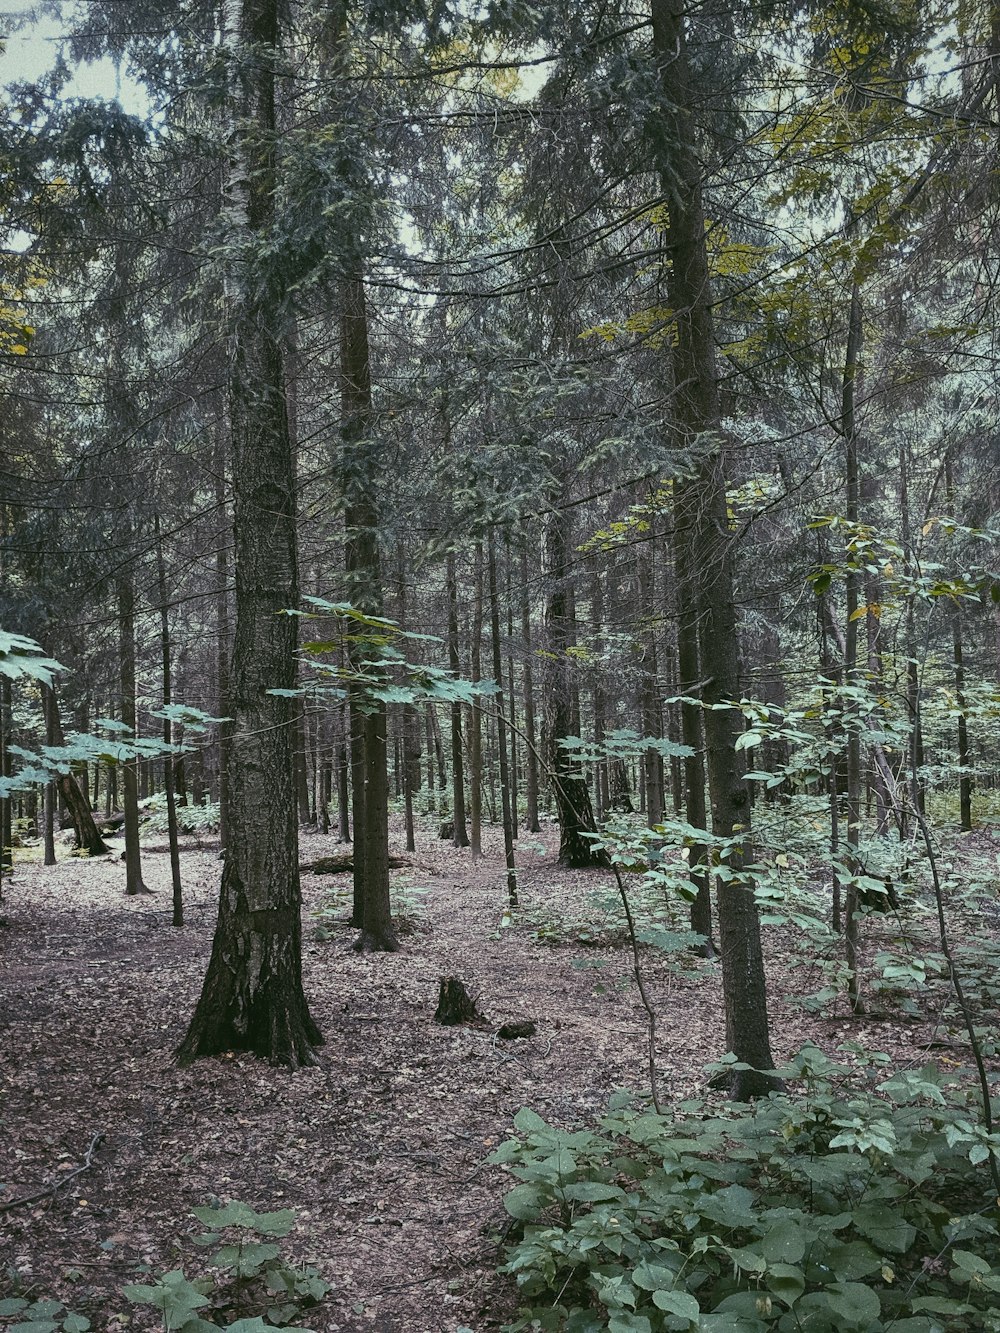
(434, 976), (484, 1026)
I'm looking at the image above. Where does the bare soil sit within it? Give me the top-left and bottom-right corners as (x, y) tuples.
(0, 816), (945, 1332)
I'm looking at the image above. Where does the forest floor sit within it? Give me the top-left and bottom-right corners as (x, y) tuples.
(0, 813), (972, 1332)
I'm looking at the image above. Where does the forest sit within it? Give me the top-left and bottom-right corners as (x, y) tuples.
(3, 0), (1000, 1329)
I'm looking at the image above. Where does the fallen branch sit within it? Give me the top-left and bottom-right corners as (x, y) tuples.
(0, 1131), (105, 1214)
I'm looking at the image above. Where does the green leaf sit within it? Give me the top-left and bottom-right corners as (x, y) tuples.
(608, 1315), (652, 1333)
(503, 1183), (546, 1220)
(766, 1263), (805, 1306)
(759, 1219), (806, 1263)
(513, 1107), (549, 1134)
(123, 1270), (210, 1318)
(561, 1181), (626, 1203)
(823, 1281), (881, 1326)
(852, 1203), (916, 1253)
(62, 1318), (90, 1333)
(0, 1302), (29, 1318)
(651, 1288), (699, 1320)
(823, 1241), (881, 1280)
(951, 1248), (992, 1276)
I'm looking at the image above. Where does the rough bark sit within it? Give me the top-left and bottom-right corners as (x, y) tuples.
(177, 0), (322, 1066)
(654, 0), (779, 1097)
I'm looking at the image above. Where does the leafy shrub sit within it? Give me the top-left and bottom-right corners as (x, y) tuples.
(142, 800), (221, 837)
(491, 1045), (1000, 1331)
(0, 1203), (328, 1332)
(124, 1200), (327, 1329)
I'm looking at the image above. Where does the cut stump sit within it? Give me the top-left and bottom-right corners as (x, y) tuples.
(434, 976), (484, 1026)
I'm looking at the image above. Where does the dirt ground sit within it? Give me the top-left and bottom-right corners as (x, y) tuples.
(0, 815), (944, 1332)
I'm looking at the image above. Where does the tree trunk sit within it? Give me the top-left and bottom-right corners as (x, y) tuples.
(342, 262), (397, 953)
(118, 568), (150, 896)
(504, 535), (519, 841)
(841, 282), (865, 1016)
(674, 484), (713, 954)
(155, 516), (184, 927)
(0, 679), (11, 884)
(638, 546), (665, 826)
(446, 549), (470, 846)
(488, 532), (518, 906)
(214, 425), (232, 848)
(519, 542), (541, 833)
(946, 456), (973, 831)
(469, 542), (484, 859)
(177, 0), (322, 1066)
(541, 501), (607, 869)
(654, 0), (779, 1097)
(44, 687), (109, 856)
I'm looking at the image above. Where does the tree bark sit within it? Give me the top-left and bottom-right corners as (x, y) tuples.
(653, 0), (779, 1097)
(118, 568), (150, 896)
(342, 263), (397, 953)
(446, 549), (470, 846)
(43, 687), (109, 857)
(155, 516), (184, 927)
(488, 531), (518, 906)
(519, 542), (541, 833)
(541, 501), (607, 868)
(841, 282), (865, 1016)
(469, 542), (484, 859)
(177, 0), (322, 1066)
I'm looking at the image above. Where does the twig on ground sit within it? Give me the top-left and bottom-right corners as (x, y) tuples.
(0, 1131), (106, 1214)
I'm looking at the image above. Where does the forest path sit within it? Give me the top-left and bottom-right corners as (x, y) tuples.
(0, 814), (917, 1331)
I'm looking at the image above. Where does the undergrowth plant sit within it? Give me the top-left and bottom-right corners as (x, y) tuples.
(0, 1203), (327, 1332)
(491, 1044), (1000, 1332)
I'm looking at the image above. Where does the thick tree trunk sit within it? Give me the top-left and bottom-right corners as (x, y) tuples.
(654, 0), (778, 1097)
(177, 0), (322, 1066)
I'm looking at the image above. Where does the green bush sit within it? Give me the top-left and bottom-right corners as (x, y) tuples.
(491, 1045), (1000, 1331)
(0, 1203), (327, 1332)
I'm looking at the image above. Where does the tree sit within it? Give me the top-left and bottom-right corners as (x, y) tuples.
(177, 0), (322, 1067)
(652, 0), (780, 1099)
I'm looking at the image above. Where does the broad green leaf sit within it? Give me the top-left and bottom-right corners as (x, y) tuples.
(852, 1203), (915, 1253)
(759, 1220), (806, 1263)
(766, 1262), (805, 1306)
(651, 1288), (699, 1320)
(503, 1183), (545, 1220)
(824, 1281), (880, 1326)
